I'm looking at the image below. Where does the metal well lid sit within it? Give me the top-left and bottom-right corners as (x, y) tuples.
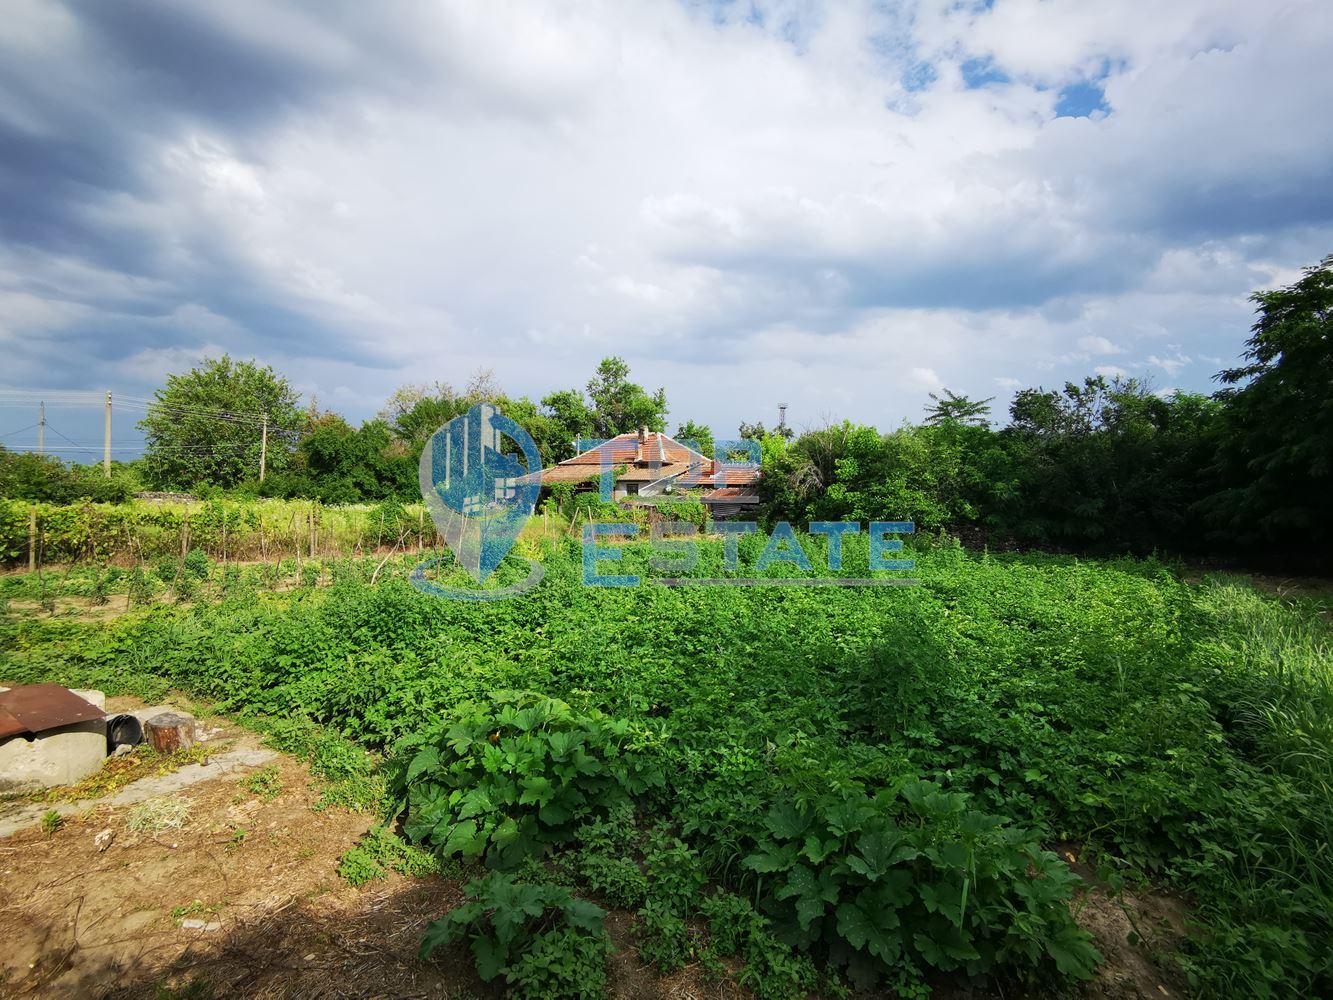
(0, 684), (106, 739)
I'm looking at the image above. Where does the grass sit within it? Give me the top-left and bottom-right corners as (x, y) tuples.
(170, 899), (226, 922)
(126, 796), (193, 834)
(241, 764), (283, 801)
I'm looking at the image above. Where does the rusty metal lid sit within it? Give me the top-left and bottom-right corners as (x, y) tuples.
(0, 684), (106, 739)
(0, 705), (22, 740)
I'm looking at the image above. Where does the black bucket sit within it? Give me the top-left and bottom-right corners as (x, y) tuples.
(106, 713), (143, 753)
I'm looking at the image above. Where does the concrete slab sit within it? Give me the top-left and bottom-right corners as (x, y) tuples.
(0, 747), (278, 839)
(0, 718), (108, 793)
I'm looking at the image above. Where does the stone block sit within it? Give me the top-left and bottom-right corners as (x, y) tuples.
(0, 717), (108, 792)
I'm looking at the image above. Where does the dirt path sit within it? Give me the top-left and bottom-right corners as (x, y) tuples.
(0, 701), (722, 1000)
(0, 701), (451, 999)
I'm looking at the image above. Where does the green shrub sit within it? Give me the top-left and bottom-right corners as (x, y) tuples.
(394, 692), (664, 870)
(339, 825), (443, 886)
(741, 784), (1100, 986)
(183, 548), (210, 579)
(419, 871), (611, 999)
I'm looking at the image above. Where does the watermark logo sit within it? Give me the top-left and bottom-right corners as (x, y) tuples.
(410, 402), (544, 600)
(413, 402), (916, 599)
(583, 520), (917, 587)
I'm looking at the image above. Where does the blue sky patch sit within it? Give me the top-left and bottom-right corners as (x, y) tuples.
(1056, 81), (1109, 118)
(961, 57), (1008, 89)
(902, 61), (938, 92)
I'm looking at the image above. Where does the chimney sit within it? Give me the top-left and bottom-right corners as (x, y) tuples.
(637, 425), (648, 444)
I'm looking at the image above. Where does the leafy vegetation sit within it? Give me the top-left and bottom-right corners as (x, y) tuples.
(392, 693), (664, 870)
(3, 535), (1329, 998)
(338, 825), (447, 886)
(419, 871), (612, 999)
(138, 354), (306, 490)
(40, 809), (63, 835)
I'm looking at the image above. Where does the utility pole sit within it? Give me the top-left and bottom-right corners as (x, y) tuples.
(259, 413), (268, 482)
(37, 401), (45, 455)
(103, 391), (112, 478)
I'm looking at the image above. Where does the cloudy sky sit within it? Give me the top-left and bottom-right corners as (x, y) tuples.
(2, 0), (1332, 456)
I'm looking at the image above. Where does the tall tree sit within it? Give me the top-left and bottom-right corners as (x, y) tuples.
(674, 419), (715, 457)
(540, 389), (595, 458)
(739, 420), (793, 441)
(924, 389), (994, 427)
(585, 357), (668, 437)
(140, 355), (303, 489)
(380, 383), (468, 446)
(1205, 253), (1333, 554)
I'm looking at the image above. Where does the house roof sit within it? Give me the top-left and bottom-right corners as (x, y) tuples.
(560, 431), (691, 467)
(695, 466), (761, 488)
(523, 431), (762, 489)
(525, 432), (767, 493)
(702, 487), (761, 504)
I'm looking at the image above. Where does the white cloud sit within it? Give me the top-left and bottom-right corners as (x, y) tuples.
(1147, 353), (1192, 376)
(1078, 335), (1122, 355)
(1, 0), (1331, 443)
(911, 367), (944, 388)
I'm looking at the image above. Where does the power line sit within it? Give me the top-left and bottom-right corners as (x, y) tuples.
(0, 389), (104, 398)
(117, 396), (269, 424)
(43, 422), (87, 450)
(0, 390), (272, 426)
(0, 423), (41, 439)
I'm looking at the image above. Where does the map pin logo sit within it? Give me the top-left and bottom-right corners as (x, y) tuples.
(413, 402), (544, 598)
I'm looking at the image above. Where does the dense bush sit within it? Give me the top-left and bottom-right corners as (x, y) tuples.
(392, 693), (665, 869)
(0, 447), (135, 504)
(0, 497), (438, 566)
(419, 871), (612, 998)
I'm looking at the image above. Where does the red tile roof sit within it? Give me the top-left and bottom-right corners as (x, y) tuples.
(702, 487), (761, 502)
(523, 431), (761, 489)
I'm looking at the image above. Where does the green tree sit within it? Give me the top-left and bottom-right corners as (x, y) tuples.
(498, 396), (565, 468)
(924, 389), (994, 427)
(673, 419), (715, 457)
(139, 355), (304, 490)
(1205, 253), (1333, 555)
(540, 389), (595, 460)
(0, 447), (134, 503)
(740, 419), (793, 442)
(380, 382), (470, 446)
(585, 357), (668, 437)
(995, 378), (1221, 551)
(265, 410), (415, 503)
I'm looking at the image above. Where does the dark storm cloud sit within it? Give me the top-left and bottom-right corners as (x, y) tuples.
(66, 0), (340, 126)
(1, 0), (1331, 441)
(0, 0), (415, 367)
